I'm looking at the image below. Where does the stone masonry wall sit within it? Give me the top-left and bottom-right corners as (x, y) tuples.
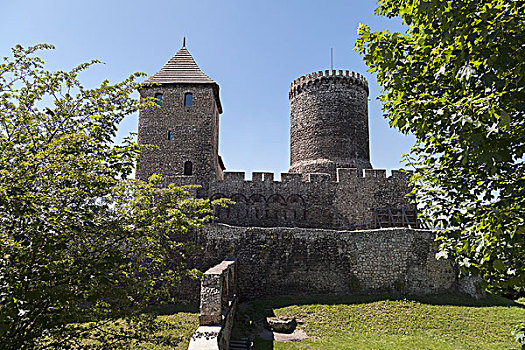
(136, 83), (222, 188)
(164, 168), (413, 230)
(188, 259), (237, 350)
(289, 70), (372, 178)
(176, 224), (457, 302)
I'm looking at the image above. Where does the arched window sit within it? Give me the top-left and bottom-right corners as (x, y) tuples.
(184, 161), (193, 175)
(184, 93), (193, 106)
(154, 93), (163, 107)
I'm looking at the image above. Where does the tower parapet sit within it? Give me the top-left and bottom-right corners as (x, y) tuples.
(289, 70), (368, 99)
(289, 70), (372, 179)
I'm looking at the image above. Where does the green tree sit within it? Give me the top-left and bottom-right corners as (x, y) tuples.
(355, 0), (524, 296)
(0, 44), (224, 349)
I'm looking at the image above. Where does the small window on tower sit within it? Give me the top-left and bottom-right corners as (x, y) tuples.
(155, 93), (163, 107)
(167, 130), (172, 140)
(184, 161), (193, 175)
(184, 93), (193, 106)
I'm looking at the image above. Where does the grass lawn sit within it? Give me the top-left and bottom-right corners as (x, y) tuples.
(59, 303), (200, 350)
(134, 308), (198, 350)
(232, 294), (525, 350)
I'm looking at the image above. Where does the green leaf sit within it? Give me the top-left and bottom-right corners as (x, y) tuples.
(493, 259), (505, 272)
(355, 0), (525, 295)
(498, 110), (511, 128)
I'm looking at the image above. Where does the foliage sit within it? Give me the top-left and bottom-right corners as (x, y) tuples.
(58, 307), (199, 350)
(514, 323), (525, 350)
(355, 0), (524, 295)
(0, 44), (225, 349)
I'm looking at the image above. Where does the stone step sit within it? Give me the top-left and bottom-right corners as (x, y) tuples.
(229, 337), (251, 350)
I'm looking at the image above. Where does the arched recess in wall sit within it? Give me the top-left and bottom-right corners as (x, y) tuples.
(231, 193), (248, 202)
(184, 161), (193, 175)
(210, 193), (228, 219)
(287, 194), (306, 221)
(230, 193), (248, 220)
(267, 194), (286, 221)
(249, 194), (266, 220)
(249, 194), (266, 204)
(268, 194), (286, 204)
(210, 193), (227, 200)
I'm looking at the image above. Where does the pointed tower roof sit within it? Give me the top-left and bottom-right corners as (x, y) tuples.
(145, 46), (216, 84)
(143, 42), (222, 113)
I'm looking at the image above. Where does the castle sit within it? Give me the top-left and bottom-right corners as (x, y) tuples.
(134, 44), (479, 304)
(136, 44), (419, 231)
(136, 43), (480, 349)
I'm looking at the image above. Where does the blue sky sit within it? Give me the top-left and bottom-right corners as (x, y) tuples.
(0, 0), (414, 177)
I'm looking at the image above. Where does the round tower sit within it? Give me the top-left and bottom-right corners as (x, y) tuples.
(288, 70), (372, 179)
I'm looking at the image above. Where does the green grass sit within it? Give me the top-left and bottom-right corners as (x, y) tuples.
(146, 309), (199, 350)
(232, 294), (525, 350)
(61, 303), (200, 350)
(123, 310), (198, 350)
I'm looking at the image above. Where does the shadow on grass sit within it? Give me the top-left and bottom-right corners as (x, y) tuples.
(252, 338), (275, 350)
(235, 292), (524, 334)
(234, 293), (524, 350)
(243, 292), (523, 313)
(143, 301), (199, 315)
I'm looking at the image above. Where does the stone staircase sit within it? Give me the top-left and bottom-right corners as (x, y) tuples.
(228, 337), (251, 350)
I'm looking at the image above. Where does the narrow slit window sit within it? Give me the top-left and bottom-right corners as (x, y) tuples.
(184, 93), (193, 106)
(184, 161), (193, 175)
(155, 93), (163, 107)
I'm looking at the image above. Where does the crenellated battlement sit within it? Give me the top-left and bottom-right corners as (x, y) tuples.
(207, 168), (414, 230)
(220, 168), (410, 184)
(289, 70), (369, 99)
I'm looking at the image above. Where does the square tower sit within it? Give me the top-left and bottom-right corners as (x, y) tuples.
(136, 44), (224, 186)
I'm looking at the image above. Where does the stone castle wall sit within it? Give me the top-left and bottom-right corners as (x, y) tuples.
(175, 224), (458, 302)
(165, 168), (414, 230)
(188, 259), (238, 350)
